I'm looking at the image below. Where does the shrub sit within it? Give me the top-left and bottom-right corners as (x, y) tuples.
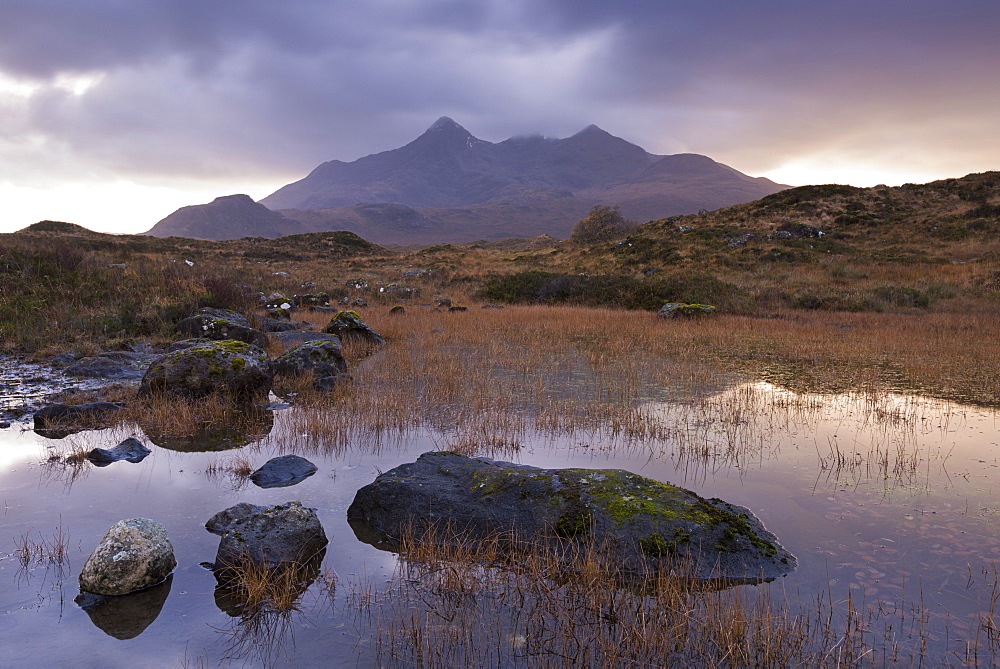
(570, 205), (634, 245)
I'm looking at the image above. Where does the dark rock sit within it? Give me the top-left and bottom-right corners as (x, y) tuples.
(448, 305), (468, 312)
(75, 576), (172, 639)
(175, 308), (269, 349)
(205, 501), (328, 573)
(313, 373), (354, 391)
(273, 338), (347, 379)
(347, 452), (796, 582)
(481, 304), (504, 310)
(435, 297), (452, 307)
(267, 330), (341, 348)
(776, 221), (825, 238)
(139, 340), (273, 399)
(254, 315), (313, 332)
(250, 454), (318, 488)
(64, 351), (158, 380)
(351, 297), (368, 307)
(87, 437), (151, 466)
(34, 402), (124, 431)
(323, 310), (385, 347)
(79, 518), (177, 595)
(389, 305), (406, 315)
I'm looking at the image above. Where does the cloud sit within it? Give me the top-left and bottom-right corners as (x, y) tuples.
(0, 0), (998, 231)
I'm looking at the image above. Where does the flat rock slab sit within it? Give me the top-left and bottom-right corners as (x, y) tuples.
(87, 437), (152, 466)
(250, 454), (318, 488)
(348, 451), (796, 582)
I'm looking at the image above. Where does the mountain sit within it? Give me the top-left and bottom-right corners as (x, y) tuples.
(148, 118), (788, 244)
(146, 194), (311, 240)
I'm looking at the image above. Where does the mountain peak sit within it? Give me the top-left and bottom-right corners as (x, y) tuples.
(426, 116), (471, 136)
(574, 124), (611, 137)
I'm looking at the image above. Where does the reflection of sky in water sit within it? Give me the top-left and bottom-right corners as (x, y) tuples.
(1, 383), (1000, 665)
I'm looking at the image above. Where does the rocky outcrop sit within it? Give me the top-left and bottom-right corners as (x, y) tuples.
(87, 437), (151, 465)
(79, 518), (177, 595)
(205, 501), (328, 573)
(139, 340), (273, 399)
(323, 310), (385, 347)
(273, 338), (347, 378)
(657, 303), (717, 318)
(250, 454), (318, 489)
(176, 308), (269, 349)
(348, 452), (795, 582)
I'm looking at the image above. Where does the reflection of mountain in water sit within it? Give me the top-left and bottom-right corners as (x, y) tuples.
(74, 575), (172, 640)
(139, 408), (274, 452)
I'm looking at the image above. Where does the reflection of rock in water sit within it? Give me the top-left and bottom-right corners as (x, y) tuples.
(74, 575), (172, 639)
(212, 549), (325, 617)
(140, 408), (274, 452)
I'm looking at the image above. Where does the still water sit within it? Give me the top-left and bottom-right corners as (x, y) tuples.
(2, 381), (1000, 666)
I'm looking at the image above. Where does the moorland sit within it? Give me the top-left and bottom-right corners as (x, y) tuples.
(4, 170), (1000, 666)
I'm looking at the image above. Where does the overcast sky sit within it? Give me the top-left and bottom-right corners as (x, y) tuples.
(1, 0), (997, 233)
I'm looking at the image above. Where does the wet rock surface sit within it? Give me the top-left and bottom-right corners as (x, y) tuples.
(79, 518), (177, 596)
(206, 501), (328, 573)
(87, 437), (152, 465)
(139, 339), (274, 399)
(348, 451), (796, 581)
(33, 402), (124, 432)
(62, 351), (158, 380)
(250, 454), (318, 488)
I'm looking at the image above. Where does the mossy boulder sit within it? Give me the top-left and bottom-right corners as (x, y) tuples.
(139, 339), (273, 400)
(176, 308), (269, 349)
(347, 452), (795, 582)
(273, 338), (348, 378)
(323, 310), (385, 347)
(657, 303), (717, 318)
(205, 501), (328, 574)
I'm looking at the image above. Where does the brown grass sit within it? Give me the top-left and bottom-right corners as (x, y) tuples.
(350, 525), (988, 666)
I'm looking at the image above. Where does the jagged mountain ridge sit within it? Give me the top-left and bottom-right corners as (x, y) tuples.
(147, 118), (788, 244)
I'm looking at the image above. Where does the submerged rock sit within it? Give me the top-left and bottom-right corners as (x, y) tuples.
(348, 452), (795, 582)
(323, 310), (385, 347)
(250, 454), (318, 488)
(205, 501), (328, 573)
(79, 518), (177, 596)
(176, 308), (269, 349)
(87, 437), (151, 466)
(139, 339), (273, 399)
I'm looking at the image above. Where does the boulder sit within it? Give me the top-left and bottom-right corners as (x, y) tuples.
(657, 303), (717, 318)
(347, 452), (795, 582)
(205, 501), (328, 573)
(267, 330), (341, 349)
(34, 402), (124, 431)
(175, 308), (269, 349)
(313, 373), (354, 391)
(79, 518), (177, 595)
(273, 338), (347, 379)
(87, 437), (151, 466)
(139, 339), (273, 399)
(323, 310), (385, 346)
(389, 305), (406, 315)
(250, 454), (318, 488)
(63, 351), (158, 380)
(254, 314), (314, 333)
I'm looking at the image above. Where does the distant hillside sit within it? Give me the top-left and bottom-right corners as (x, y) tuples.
(150, 117), (787, 244)
(146, 194), (312, 240)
